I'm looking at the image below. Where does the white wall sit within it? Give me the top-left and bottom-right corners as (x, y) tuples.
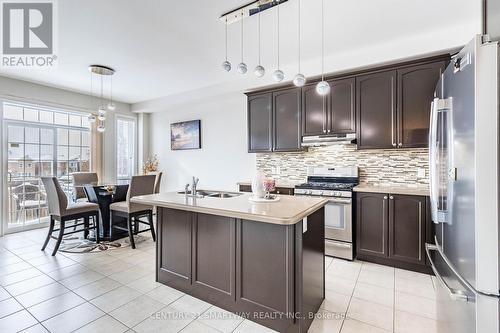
(148, 93), (255, 192)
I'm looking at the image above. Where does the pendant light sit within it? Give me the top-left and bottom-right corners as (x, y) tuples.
(107, 75), (116, 111)
(293, 0), (306, 87)
(316, 0), (330, 95)
(273, 1), (284, 82)
(222, 17), (231, 72)
(237, 10), (247, 74)
(254, 6), (265, 78)
(97, 74), (106, 121)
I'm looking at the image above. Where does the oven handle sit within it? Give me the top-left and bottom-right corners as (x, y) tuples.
(327, 198), (352, 204)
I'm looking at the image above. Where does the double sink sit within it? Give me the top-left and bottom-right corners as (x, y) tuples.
(177, 190), (242, 198)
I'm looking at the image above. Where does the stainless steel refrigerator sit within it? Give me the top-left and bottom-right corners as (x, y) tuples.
(426, 35), (499, 333)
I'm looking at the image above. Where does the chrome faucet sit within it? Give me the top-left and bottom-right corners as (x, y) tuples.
(191, 177), (199, 195)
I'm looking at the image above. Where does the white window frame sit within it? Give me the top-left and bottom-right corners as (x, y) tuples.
(115, 115), (137, 183)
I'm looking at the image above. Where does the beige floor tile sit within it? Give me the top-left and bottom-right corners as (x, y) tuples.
(0, 261), (32, 275)
(325, 275), (356, 296)
(91, 260), (134, 276)
(197, 306), (244, 333)
(395, 291), (437, 319)
(42, 302), (105, 333)
(0, 310), (38, 332)
(126, 274), (161, 294)
(308, 309), (344, 333)
(108, 266), (150, 284)
(0, 287), (11, 301)
(0, 297), (23, 318)
(327, 260), (361, 280)
(169, 295), (212, 318)
(395, 310), (438, 333)
(73, 277), (122, 300)
(0, 267), (43, 286)
(357, 268), (394, 289)
(36, 257), (77, 273)
(109, 294), (165, 327)
(90, 285), (142, 312)
(232, 319), (278, 333)
(347, 297), (393, 331)
(321, 289), (351, 314)
(4, 274), (55, 296)
(324, 256), (334, 270)
(20, 323), (50, 333)
(15, 282), (68, 307)
(28, 291), (85, 321)
(46, 264), (89, 281)
(60, 270), (104, 289)
(73, 314), (129, 333)
(181, 320), (221, 333)
(395, 275), (436, 299)
(132, 305), (194, 333)
(145, 285), (185, 305)
(395, 268), (432, 282)
(0, 254), (23, 268)
(341, 318), (391, 333)
(361, 261), (395, 274)
(353, 281), (394, 307)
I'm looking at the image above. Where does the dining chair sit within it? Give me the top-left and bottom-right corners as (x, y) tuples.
(153, 172), (163, 194)
(41, 177), (100, 256)
(72, 172), (98, 201)
(109, 175), (156, 249)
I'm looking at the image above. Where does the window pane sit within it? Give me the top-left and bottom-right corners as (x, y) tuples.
(57, 162), (68, 178)
(81, 131), (90, 146)
(41, 128), (53, 144)
(80, 160), (90, 172)
(24, 108), (39, 122)
(39, 110), (53, 123)
(54, 113), (69, 125)
(82, 147), (90, 160)
(8, 160), (24, 178)
(40, 145), (53, 160)
(69, 146), (80, 160)
(81, 116), (90, 128)
(57, 129), (68, 145)
(68, 161), (80, 173)
(36, 161), (53, 177)
(68, 130), (81, 146)
(4, 104), (23, 120)
(8, 126), (24, 143)
(57, 146), (68, 160)
(25, 127), (39, 144)
(116, 118), (135, 179)
(25, 144), (39, 160)
(8, 143), (23, 159)
(69, 115), (81, 127)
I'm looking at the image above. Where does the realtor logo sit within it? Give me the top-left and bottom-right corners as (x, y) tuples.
(1, 0), (57, 68)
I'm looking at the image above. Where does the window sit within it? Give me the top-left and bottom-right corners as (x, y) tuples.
(116, 117), (136, 184)
(3, 102), (91, 231)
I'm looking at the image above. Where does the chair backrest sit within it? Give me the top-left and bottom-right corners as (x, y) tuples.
(41, 177), (68, 216)
(153, 172), (163, 194)
(72, 172), (98, 200)
(126, 175), (156, 204)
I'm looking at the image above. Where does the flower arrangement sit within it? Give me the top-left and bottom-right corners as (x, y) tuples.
(263, 178), (276, 199)
(143, 154), (159, 174)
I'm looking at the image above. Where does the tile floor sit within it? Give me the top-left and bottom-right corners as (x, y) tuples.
(0, 228), (438, 333)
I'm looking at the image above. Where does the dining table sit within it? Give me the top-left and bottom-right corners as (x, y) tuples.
(82, 184), (130, 241)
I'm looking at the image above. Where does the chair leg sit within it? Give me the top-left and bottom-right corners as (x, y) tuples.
(83, 216), (89, 239)
(127, 214), (136, 249)
(73, 219), (78, 231)
(52, 220), (65, 256)
(41, 216), (55, 251)
(148, 211), (156, 242)
(94, 214), (100, 244)
(134, 217), (139, 234)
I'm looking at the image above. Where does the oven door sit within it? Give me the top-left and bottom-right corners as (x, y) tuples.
(324, 198), (352, 242)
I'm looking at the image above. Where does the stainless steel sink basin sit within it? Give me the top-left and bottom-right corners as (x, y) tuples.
(177, 190), (242, 198)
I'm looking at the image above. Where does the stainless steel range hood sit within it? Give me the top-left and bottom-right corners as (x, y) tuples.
(301, 133), (357, 147)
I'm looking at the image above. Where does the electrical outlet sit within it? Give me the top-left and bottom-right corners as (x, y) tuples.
(417, 168), (426, 178)
(276, 166), (281, 175)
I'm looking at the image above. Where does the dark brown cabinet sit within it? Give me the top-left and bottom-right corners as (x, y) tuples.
(397, 61), (446, 148)
(356, 192), (430, 273)
(238, 184), (294, 195)
(356, 70), (397, 149)
(302, 78), (356, 136)
(247, 88), (302, 153)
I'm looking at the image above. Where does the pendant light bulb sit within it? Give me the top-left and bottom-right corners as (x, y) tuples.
(273, 69), (284, 82)
(237, 11), (247, 75)
(293, 73), (306, 87)
(316, 0), (329, 96)
(107, 102), (116, 111)
(222, 17), (231, 72)
(254, 65), (265, 77)
(273, 1), (284, 83)
(316, 80), (330, 95)
(97, 124), (106, 133)
(237, 63), (248, 74)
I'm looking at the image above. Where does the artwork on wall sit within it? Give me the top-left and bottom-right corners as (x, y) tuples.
(170, 120), (201, 150)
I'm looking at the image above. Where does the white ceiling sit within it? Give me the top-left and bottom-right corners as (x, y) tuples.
(0, 0), (481, 111)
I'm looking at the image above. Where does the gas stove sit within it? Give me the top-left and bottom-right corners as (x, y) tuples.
(294, 166), (358, 198)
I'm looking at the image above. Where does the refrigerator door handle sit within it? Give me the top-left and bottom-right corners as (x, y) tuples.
(429, 99), (439, 224)
(425, 243), (469, 302)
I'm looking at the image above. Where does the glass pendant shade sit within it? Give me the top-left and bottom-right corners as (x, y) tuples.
(273, 69), (284, 82)
(316, 80), (330, 96)
(222, 60), (231, 72)
(88, 114), (96, 123)
(237, 62), (247, 74)
(98, 106), (106, 115)
(97, 124), (105, 133)
(97, 114), (106, 121)
(293, 73), (306, 87)
(254, 65), (265, 78)
(107, 102), (116, 111)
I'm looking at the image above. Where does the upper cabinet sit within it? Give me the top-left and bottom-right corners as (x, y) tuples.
(356, 70), (396, 149)
(302, 78), (356, 136)
(248, 88), (303, 153)
(397, 61), (446, 148)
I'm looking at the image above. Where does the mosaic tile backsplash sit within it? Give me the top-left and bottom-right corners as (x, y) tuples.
(256, 144), (429, 186)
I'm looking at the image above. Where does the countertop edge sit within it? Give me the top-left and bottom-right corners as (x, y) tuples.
(353, 185), (430, 196)
(237, 181), (299, 189)
(130, 196), (328, 225)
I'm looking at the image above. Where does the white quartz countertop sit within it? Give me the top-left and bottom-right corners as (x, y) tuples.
(131, 191), (328, 225)
(353, 184), (430, 196)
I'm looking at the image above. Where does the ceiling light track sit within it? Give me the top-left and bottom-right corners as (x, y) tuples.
(219, 0), (289, 25)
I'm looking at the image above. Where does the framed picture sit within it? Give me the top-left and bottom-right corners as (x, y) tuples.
(170, 120), (201, 150)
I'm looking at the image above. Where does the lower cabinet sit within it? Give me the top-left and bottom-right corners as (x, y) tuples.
(356, 192), (430, 273)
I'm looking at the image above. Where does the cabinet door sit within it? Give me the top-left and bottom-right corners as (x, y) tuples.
(302, 84), (327, 136)
(356, 70), (397, 149)
(397, 61), (445, 148)
(356, 192), (388, 258)
(329, 77), (355, 134)
(248, 93), (272, 152)
(273, 88), (302, 151)
(389, 194), (426, 265)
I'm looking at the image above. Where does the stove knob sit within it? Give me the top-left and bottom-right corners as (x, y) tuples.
(308, 190), (313, 195)
(319, 191), (324, 196)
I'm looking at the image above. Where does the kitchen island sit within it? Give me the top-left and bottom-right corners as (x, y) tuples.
(131, 191), (327, 333)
